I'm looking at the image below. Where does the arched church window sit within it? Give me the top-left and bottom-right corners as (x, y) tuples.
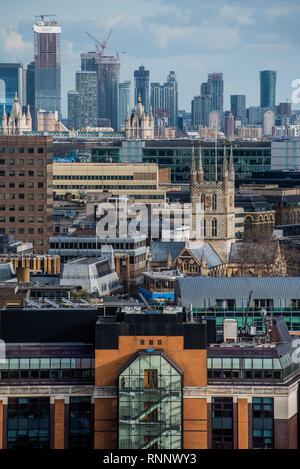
(200, 218), (206, 238)
(212, 193), (217, 211)
(212, 218), (217, 237)
(200, 193), (205, 211)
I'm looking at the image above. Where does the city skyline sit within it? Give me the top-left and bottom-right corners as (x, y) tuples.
(0, 0), (299, 118)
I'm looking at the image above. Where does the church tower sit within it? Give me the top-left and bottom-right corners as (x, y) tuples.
(125, 94), (154, 139)
(190, 143), (236, 262)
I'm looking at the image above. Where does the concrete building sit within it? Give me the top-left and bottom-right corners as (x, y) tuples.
(230, 95), (246, 125)
(53, 162), (165, 203)
(0, 135), (53, 253)
(37, 110), (68, 132)
(263, 110), (275, 136)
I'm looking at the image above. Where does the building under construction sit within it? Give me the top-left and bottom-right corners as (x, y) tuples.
(81, 31), (120, 131)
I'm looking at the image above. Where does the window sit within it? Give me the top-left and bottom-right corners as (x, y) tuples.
(18, 148), (24, 153)
(201, 218), (206, 237)
(201, 193), (206, 211)
(144, 369), (158, 388)
(7, 397), (50, 449)
(69, 397), (92, 449)
(212, 218), (218, 237)
(252, 398), (274, 449)
(18, 159), (24, 165)
(212, 193), (217, 211)
(212, 397), (233, 449)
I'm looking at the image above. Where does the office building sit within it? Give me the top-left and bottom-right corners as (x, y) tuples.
(34, 18), (61, 117)
(0, 303), (298, 449)
(53, 161), (164, 203)
(0, 135), (53, 253)
(0, 63), (24, 114)
(162, 71), (178, 128)
(191, 95), (213, 128)
(230, 95), (246, 124)
(67, 71), (98, 131)
(247, 106), (263, 125)
(224, 111), (234, 138)
(26, 62), (36, 130)
(119, 81), (132, 129)
(101, 56), (120, 130)
(260, 70), (277, 108)
(207, 73), (224, 113)
(134, 66), (150, 114)
(263, 110), (275, 136)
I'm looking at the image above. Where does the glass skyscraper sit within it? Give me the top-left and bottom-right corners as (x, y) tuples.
(119, 81), (132, 128)
(34, 18), (61, 118)
(260, 70), (277, 108)
(0, 63), (24, 114)
(230, 95), (246, 124)
(134, 66), (150, 113)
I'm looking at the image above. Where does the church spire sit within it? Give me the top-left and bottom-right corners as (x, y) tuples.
(197, 142), (204, 183)
(229, 144), (235, 181)
(222, 144), (228, 179)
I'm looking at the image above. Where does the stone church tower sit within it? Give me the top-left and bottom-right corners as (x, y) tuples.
(190, 143), (236, 262)
(125, 94), (154, 139)
(1, 93), (32, 135)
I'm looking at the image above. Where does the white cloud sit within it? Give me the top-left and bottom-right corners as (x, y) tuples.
(96, 14), (143, 31)
(220, 5), (255, 25)
(264, 6), (293, 21)
(149, 23), (240, 51)
(0, 28), (31, 56)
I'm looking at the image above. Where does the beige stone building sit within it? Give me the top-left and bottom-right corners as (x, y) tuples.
(53, 162), (166, 204)
(125, 96), (154, 139)
(1, 94), (32, 135)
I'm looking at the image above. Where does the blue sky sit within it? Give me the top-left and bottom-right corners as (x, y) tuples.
(1, 0), (299, 117)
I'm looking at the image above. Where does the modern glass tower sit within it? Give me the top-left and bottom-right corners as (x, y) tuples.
(119, 81), (132, 128)
(230, 95), (246, 124)
(134, 66), (150, 113)
(207, 73), (224, 113)
(34, 18), (61, 117)
(0, 63), (24, 114)
(260, 70), (277, 108)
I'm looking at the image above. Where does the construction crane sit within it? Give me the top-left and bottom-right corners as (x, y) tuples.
(35, 14), (57, 22)
(85, 29), (113, 120)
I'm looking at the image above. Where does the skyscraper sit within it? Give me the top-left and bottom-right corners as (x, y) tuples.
(150, 72), (178, 128)
(163, 71), (178, 128)
(207, 73), (224, 113)
(230, 95), (246, 124)
(26, 62), (36, 130)
(134, 66), (150, 113)
(67, 91), (80, 130)
(263, 110), (275, 136)
(119, 81), (132, 128)
(224, 111), (234, 137)
(0, 63), (24, 114)
(191, 95), (213, 127)
(260, 70), (277, 108)
(33, 17), (61, 117)
(75, 71), (98, 129)
(80, 52), (120, 130)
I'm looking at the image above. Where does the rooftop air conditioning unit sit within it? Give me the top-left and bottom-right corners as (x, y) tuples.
(223, 319), (238, 343)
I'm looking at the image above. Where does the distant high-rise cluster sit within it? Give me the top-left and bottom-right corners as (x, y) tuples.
(150, 71), (178, 128)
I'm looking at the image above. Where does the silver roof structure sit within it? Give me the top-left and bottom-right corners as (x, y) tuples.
(175, 277), (300, 308)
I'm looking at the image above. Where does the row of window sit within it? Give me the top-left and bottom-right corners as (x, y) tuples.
(54, 175), (134, 181)
(0, 216), (44, 223)
(0, 205), (44, 212)
(0, 159), (44, 166)
(53, 185), (157, 191)
(0, 194), (45, 200)
(0, 369), (94, 381)
(208, 369), (282, 380)
(0, 169), (44, 176)
(0, 147), (44, 154)
(0, 357), (94, 370)
(212, 397), (273, 449)
(1, 227), (44, 235)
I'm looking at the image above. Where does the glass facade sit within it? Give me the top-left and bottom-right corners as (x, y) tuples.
(118, 353), (182, 449)
(260, 71), (277, 108)
(69, 397), (92, 449)
(252, 397), (274, 448)
(7, 397), (50, 449)
(142, 146), (271, 183)
(0, 63), (23, 114)
(211, 397), (233, 449)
